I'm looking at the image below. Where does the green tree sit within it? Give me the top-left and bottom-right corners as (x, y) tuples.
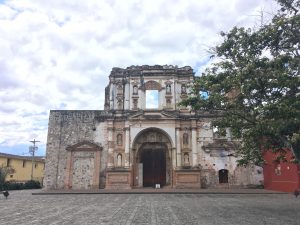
(0, 165), (15, 190)
(181, 0), (300, 165)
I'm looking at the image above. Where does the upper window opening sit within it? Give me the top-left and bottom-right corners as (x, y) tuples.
(146, 90), (159, 109)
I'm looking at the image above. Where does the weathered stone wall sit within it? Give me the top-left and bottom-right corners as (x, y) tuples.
(232, 165), (263, 187)
(72, 151), (95, 189)
(44, 110), (108, 189)
(94, 122), (108, 188)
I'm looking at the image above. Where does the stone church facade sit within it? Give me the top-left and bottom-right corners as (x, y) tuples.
(44, 65), (263, 190)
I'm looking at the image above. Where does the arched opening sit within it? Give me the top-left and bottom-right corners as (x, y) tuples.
(132, 128), (173, 188)
(219, 169), (229, 184)
(144, 80), (161, 110)
(146, 90), (159, 109)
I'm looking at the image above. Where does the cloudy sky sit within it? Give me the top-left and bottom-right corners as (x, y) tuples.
(0, 0), (278, 156)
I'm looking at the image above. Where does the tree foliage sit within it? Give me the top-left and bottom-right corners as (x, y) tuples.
(181, 0), (300, 165)
(0, 165), (15, 190)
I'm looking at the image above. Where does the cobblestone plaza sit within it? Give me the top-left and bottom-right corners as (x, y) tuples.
(0, 190), (299, 225)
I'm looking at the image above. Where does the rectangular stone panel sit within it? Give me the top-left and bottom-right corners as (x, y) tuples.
(72, 157), (94, 190)
(106, 170), (131, 189)
(173, 170), (201, 189)
(177, 174), (198, 183)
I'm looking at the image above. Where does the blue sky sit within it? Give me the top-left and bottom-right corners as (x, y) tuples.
(0, 0), (278, 156)
(146, 90), (159, 109)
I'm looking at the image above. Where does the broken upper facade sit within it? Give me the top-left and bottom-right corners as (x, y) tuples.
(44, 65), (263, 190)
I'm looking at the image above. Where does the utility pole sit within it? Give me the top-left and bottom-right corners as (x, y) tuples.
(260, 8), (264, 27)
(29, 139), (40, 180)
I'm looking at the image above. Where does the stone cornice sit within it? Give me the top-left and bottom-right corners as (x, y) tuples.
(109, 65), (194, 78)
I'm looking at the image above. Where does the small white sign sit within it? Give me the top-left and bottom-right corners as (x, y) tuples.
(155, 184), (160, 189)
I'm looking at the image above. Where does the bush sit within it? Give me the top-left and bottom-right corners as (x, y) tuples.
(0, 180), (42, 190)
(1, 181), (24, 191)
(24, 180), (41, 189)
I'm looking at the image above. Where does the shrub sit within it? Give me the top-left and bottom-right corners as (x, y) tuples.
(1, 181), (24, 191)
(24, 180), (41, 189)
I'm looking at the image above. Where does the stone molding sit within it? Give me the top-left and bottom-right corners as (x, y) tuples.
(65, 141), (102, 190)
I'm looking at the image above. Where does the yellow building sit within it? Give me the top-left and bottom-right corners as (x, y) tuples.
(0, 153), (45, 184)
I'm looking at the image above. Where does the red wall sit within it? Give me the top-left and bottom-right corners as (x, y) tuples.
(264, 151), (300, 192)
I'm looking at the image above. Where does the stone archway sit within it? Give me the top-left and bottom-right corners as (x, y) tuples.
(132, 128), (173, 188)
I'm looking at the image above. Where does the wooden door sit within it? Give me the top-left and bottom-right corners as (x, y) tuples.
(141, 149), (166, 187)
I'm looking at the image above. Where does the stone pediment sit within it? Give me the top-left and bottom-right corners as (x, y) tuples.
(202, 139), (239, 156)
(66, 141), (102, 151)
(77, 144), (93, 149)
(161, 110), (179, 118)
(128, 110), (144, 118)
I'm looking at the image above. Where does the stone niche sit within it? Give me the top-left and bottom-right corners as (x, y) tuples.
(173, 169), (201, 188)
(65, 141), (102, 190)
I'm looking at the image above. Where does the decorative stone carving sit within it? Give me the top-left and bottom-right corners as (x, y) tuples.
(183, 133), (189, 145)
(166, 84), (171, 94)
(133, 85), (138, 95)
(166, 99), (171, 108)
(116, 96), (123, 110)
(133, 99), (138, 110)
(116, 134), (123, 145)
(181, 84), (186, 94)
(183, 153), (190, 165)
(145, 80), (161, 90)
(117, 154), (122, 167)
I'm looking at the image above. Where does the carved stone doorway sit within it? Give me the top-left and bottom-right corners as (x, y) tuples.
(140, 147), (166, 187)
(132, 128), (173, 188)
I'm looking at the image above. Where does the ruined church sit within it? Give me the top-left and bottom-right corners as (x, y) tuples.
(44, 65), (262, 189)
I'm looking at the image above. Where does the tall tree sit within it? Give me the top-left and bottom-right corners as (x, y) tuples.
(181, 0), (300, 165)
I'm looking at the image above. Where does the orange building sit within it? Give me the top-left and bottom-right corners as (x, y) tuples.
(264, 150), (300, 192)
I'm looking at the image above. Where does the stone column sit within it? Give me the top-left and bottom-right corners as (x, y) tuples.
(176, 128), (181, 167)
(172, 147), (176, 168)
(191, 127), (198, 167)
(109, 84), (114, 109)
(124, 81), (130, 110)
(124, 126), (130, 168)
(107, 127), (114, 168)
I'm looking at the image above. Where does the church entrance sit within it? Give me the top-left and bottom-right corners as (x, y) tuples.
(132, 128), (173, 188)
(140, 148), (166, 187)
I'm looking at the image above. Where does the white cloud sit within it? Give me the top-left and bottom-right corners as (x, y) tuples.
(146, 90), (159, 109)
(0, 0), (278, 155)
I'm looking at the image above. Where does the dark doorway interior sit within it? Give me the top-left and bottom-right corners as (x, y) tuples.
(219, 169), (229, 183)
(141, 149), (166, 187)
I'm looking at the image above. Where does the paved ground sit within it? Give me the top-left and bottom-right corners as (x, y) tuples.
(33, 187), (283, 194)
(0, 190), (299, 225)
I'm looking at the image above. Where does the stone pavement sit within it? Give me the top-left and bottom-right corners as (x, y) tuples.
(0, 190), (299, 225)
(33, 188), (284, 195)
